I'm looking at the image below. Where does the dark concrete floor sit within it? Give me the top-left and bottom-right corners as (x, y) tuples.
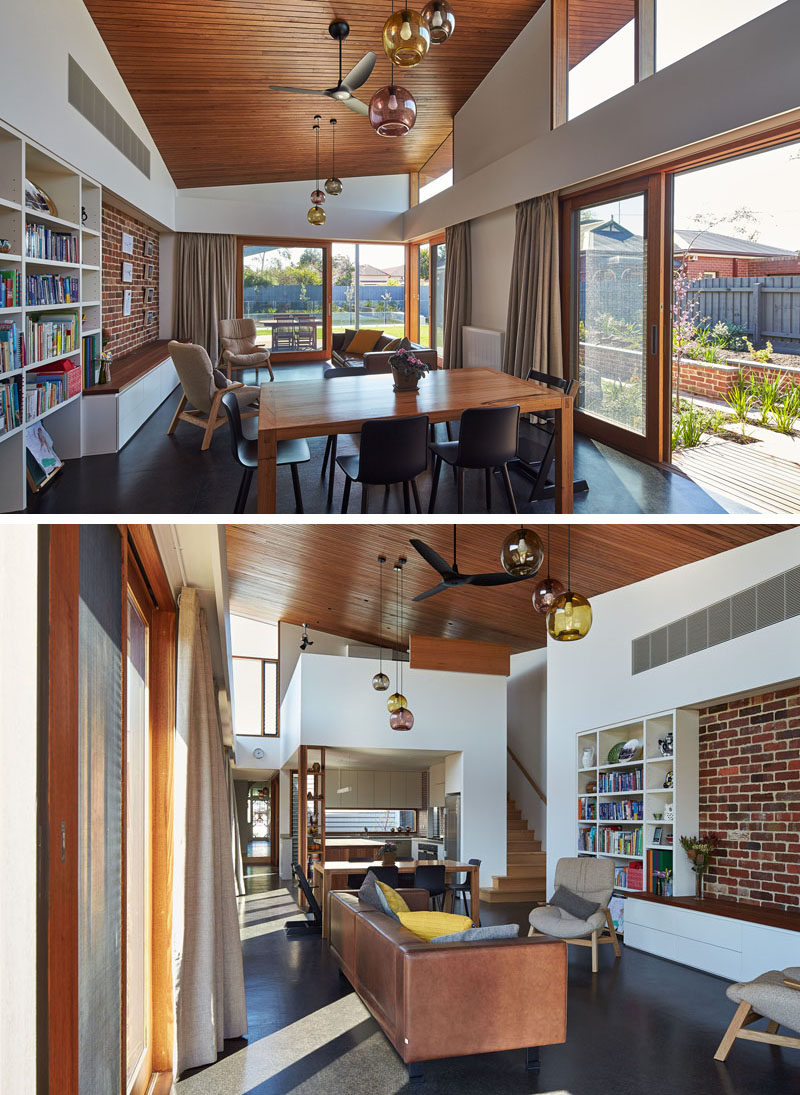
(175, 866), (797, 1095)
(27, 364), (750, 515)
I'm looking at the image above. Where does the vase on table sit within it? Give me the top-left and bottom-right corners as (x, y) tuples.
(695, 871), (704, 900)
(382, 852), (396, 867)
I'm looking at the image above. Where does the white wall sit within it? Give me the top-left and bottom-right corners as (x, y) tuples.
(278, 622), (350, 703)
(545, 527), (800, 894)
(405, 1), (800, 240)
(507, 649), (548, 842)
(280, 654), (508, 885)
(470, 206), (516, 333)
(2, 0), (176, 227)
(0, 526), (38, 1093)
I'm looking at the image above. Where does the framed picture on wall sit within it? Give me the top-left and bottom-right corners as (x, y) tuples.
(146, 264), (153, 280)
(145, 287), (154, 304)
(121, 232), (134, 255)
(653, 826), (663, 845)
(121, 261), (133, 283)
(122, 289), (131, 317)
(145, 239), (154, 257)
(146, 310), (154, 325)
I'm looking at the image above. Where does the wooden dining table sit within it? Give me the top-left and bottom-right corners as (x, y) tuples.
(312, 858), (481, 940)
(257, 367), (574, 513)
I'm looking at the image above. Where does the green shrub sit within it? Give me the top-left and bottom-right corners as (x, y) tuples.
(772, 385), (800, 434)
(724, 371), (755, 435)
(749, 372), (782, 427)
(745, 339), (773, 364)
(672, 402), (712, 450)
(710, 322), (749, 353)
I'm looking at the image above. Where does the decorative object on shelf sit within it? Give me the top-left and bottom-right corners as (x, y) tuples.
(0, 239), (11, 253)
(607, 741), (624, 765)
(96, 328), (115, 385)
(586, 780), (597, 794)
(653, 811), (663, 820)
(679, 832), (720, 899)
(269, 21), (375, 117)
(388, 557), (414, 729)
(658, 731), (674, 757)
(25, 179), (57, 216)
(618, 738), (642, 762)
(664, 802), (675, 822)
(547, 525), (593, 642)
(300, 623), (314, 651)
(324, 118), (343, 196)
(309, 761), (322, 774)
(421, 0), (455, 43)
(307, 117), (327, 226)
(389, 345), (429, 390)
(383, 2), (430, 67)
(379, 841), (398, 866)
(532, 525), (565, 614)
(81, 207), (88, 224)
(580, 745), (596, 769)
(500, 526), (543, 577)
(370, 80), (417, 137)
(653, 826), (663, 844)
(372, 554), (391, 691)
(663, 768), (673, 789)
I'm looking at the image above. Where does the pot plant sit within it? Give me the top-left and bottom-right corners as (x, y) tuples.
(389, 346), (430, 393)
(679, 832), (720, 899)
(378, 840), (398, 867)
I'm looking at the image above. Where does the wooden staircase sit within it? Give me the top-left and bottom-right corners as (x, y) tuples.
(479, 795), (546, 904)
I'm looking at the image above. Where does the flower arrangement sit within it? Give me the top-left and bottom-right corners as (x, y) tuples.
(377, 841), (397, 855)
(97, 327), (116, 384)
(389, 347), (430, 379)
(679, 832), (721, 899)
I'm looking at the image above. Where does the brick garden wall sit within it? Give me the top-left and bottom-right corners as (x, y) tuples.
(676, 357), (800, 402)
(102, 200), (159, 358)
(699, 685), (800, 911)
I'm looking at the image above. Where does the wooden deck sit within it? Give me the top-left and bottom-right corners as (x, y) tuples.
(672, 435), (800, 513)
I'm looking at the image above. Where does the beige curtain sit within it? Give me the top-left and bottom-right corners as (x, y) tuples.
(502, 193), (563, 379)
(173, 588), (247, 1078)
(228, 761), (246, 898)
(443, 221), (472, 369)
(174, 233), (236, 361)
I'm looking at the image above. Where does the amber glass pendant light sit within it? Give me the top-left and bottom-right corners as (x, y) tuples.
(500, 526), (543, 577)
(383, 0), (430, 67)
(307, 116), (327, 226)
(547, 525), (593, 642)
(372, 555), (390, 691)
(324, 117), (343, 196)
(421, 0), (455, 43)
(532, 525), (565, 615)
(388, 559), (413, 729)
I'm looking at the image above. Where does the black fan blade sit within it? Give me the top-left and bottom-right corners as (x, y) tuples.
(269, 85), (330, 96)
(466, 572), (531, 587)
(413, 582), (454, 602)
(343, 97), (369, 116)
(341, 51), (376, 92)
(409, 538), (453, 578)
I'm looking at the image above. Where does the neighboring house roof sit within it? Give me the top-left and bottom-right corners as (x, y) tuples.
(673, 228), (797, 258)
(383, 265), (406, 279)
(579, 218), (643, 255)
(358, 263), (390, 278)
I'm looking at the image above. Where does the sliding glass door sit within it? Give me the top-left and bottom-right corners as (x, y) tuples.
(412, 233), (445, 358)
(241, 243), (327, 358)
(564, 177), (667, 460)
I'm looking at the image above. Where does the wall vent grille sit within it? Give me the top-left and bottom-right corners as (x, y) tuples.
(68, 56), (151, 178)
(631, 564), (800, 674)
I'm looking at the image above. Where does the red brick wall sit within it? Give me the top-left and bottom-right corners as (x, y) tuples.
(699, 686), (800, 911)
(684, 256), (800, 278)
(675, 358), (800, 402)
(102, 200), (159, 358)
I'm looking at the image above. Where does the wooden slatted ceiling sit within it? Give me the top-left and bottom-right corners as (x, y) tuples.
(82, 1), (544, 188)
(225, 523), (791, 655)
(568, 0), (636, 69)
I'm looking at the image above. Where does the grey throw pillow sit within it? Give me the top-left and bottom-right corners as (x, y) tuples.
(341, 328), (357, 351)
(550, 885), (600, 920)
(432, 923), (519, 944)
(212, 368), (231, 389)
(357, 870), (399, 921)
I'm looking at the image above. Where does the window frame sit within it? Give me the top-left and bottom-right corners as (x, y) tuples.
(232, 654), (280, 737)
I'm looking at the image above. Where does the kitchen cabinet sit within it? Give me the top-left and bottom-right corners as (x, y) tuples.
(405, 771), (423, 808)
(356, 770), (374, 809)
(390, 771), (406, 806)
(373, 770), (391, 807)
(324, 767), (424, 808)
(429, 762), (446, 807)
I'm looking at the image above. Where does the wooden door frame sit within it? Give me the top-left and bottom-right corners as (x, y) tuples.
(561, 172), (668, 463)
(269, 773), (280, 870)
(408, 231), (445, 354)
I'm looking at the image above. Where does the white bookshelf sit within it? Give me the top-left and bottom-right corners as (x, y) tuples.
(575, 710), (698, 900)
(0, 118), (102, 511)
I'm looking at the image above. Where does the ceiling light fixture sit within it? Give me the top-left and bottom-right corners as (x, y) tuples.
(388, 557), (413, 730)
(372, 555), (390, 691)
(532, 525), (565, 615)
(547, 525), (593, 642)
(369, 37), (417, 138)
(307, 117), (326, 226)
(299, 622), (314, 651)
(421, 0), (455, 43)
(500, 526), (544, 577)
(383, 1), (430, 67)
(324, 117), (343, 196)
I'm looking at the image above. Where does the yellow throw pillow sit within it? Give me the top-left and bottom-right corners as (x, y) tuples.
(397, 911), (473, 943)
(377, 881), (410, 916)
(345, 328), (384, 356)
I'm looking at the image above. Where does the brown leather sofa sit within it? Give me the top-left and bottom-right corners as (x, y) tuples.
(329, 889), (567, 1084)
(325, 332), (439, 378)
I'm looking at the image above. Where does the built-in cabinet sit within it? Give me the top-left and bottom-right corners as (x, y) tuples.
(429, 761), (446, 808)
(327, 768), (423, 809)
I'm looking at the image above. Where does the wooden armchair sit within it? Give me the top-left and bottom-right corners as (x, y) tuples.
(167, 340), (259, 451)
(218, 317), (274, 382)
(528, 857), (621, 974)
(715, 968), (800, 1061)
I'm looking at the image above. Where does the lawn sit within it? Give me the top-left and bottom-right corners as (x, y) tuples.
(255, 322), (431, 348)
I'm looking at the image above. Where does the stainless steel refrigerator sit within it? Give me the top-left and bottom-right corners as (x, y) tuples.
(444, 793), (461, 861)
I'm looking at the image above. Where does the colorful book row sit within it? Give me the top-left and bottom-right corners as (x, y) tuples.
(598, 769), (643, 793)
(25, 224), (79, 264)
(0, 322), (27, 372)
(0, 376), (22, 433)
(1, 269), (21, 308)
(26, 274), (80, 306)
(25, 314), (77, 363)
(599, 827), (644, 857)
(599, 799), (644, 821)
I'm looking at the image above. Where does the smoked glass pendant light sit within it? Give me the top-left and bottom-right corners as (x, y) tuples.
(383, 0), (430, 67)
(421, 0), (455, 43)
(547, 525), (593, 642)
(307, 117), (327, 226)
(388, 559), (413, 729)
(372, 555), (390, 691)
(500, 526), (543, 577)
(324, 118), (343, 196)
(532, 525), (565, 615)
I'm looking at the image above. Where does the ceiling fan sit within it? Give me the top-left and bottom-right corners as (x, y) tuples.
(409, 527), (534, 602)
(269, 21), (375, 117)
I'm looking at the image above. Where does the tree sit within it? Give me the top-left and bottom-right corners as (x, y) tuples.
(333, 252), (355, 286)
(672, 258), (701, 409)
(418, 248), (430, 281)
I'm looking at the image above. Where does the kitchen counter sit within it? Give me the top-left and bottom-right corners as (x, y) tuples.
(324, 838), (386, 848)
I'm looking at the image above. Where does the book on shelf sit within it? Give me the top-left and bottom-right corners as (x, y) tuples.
(599, 798), (643, 821)
(26, 313), (78, 362)
(647, 849), (673, 896)
(27, 358), (81, 415)
(614, 861), (644, 890)
(26, 274), (80, 306)
(599, 826), (643, 856)
(577, 824), (597, 853)
(578, 798), (597, 820)
(0, 321), (26, 372)
(25, 224), (78, 263)
(1, 269), (21, 307)
(82, 334), (98, 389)
(598, 768), (643, 793)
(0, 375), (22, 433)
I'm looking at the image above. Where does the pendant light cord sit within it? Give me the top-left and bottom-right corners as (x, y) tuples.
(546, 525), (551, 578)
(567, 525), (571, 591)
(399, 563), (404, 698)
(378, 556), (384, 675)
(394, 564), (400, 694)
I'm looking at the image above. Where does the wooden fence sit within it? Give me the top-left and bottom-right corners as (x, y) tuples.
(688, 276), (800, 349)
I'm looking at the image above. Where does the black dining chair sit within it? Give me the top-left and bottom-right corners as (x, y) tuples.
(446, 858), (481, 919)
(510, 370), (588, 503)
(428, 404), (520, 513)
(413, 863), (447, 911)
(338, 414), (429, 514)
(363, 865), (400, 888)
(220, 390), (310, 513)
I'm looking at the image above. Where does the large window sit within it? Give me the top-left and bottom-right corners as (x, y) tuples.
(332, 242), (406, 338)
(432, 241), (447, 354)
(419, 132), (454, 203)
(418, 242), (430, 345)
(567, 0), (636, 120)
(232, 656), (278, 736)
(325, 809), (418, 833)
(242, 243), (325, 354)
(656, 0), (784, 71)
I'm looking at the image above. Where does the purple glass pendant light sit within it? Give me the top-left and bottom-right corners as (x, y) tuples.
(371, 1), (418, 136)
(532, 525), (565, 615)
(307, 116), (326, 226)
